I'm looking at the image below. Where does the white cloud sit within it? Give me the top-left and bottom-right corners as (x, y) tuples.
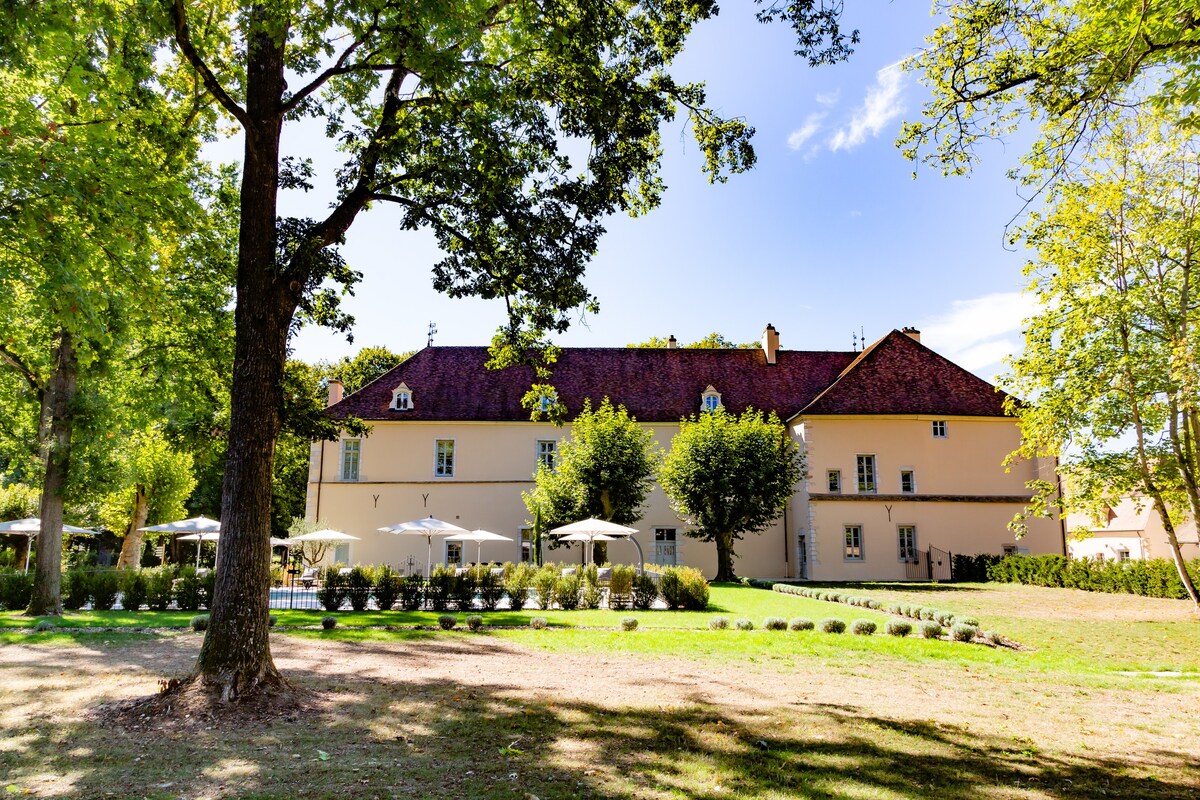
(914, 292), (1039, 379)
(829, 61), (906, 152)
(787, 112), (827, 151)
(815, 90), (840, 107)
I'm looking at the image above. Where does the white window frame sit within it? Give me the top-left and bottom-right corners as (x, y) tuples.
(434, 438), (456, 478)
(827, 469), (841, 493)
(856, 454), (876, 493)
(932, 420), (947, 438)
(844, 525), (864, 561)
(391, 382), (414, 411)
(653, 527), (679, 566)
(536, 439), (557, 471)
(445, 540), (463, 565)
(899, 468), (916, 494)
(700, 385), (722, 412)
(333, 543), (350, 565)
(897, 525), (917, 561)
(340, 438), (361, 481)
(520, 527), (535, 563)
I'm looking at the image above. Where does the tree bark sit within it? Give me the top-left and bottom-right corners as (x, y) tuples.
(714, 531), (736, 582)
(27, 329), (77, 616)
(1148, 493), (1200, 607)
(116, 484), (150, 569)
(192, 17), (291, 699)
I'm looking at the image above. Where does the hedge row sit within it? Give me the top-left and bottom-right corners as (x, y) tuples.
(986, 554), (1200, 599)
(0, 567), (218, 612)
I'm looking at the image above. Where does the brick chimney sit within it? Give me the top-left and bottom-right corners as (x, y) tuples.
(327, 378), (344, 407)
(762, 324), (779, 365)
(667, 335), (677, 349)
(901, 326), (921, 343)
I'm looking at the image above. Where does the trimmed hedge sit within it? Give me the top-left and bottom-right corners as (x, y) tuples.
(987, 553), (1200, 599)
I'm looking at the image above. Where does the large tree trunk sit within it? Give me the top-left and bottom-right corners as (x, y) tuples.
(116, 484), (150, 569)
(27, 329), (77, 616)
(193, 20), (291, 699)
(714, 531), (736, 582)
(1149, 494), (1200, 607)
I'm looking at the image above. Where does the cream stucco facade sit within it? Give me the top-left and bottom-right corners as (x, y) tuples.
(1065, 496), (1200, 563)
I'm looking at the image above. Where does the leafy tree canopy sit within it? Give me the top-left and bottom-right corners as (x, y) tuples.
(626, 332), (758, 349)
(660, 407), (801, 581)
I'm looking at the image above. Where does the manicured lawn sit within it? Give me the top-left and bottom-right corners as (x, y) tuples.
(1, 582), (1197, 798)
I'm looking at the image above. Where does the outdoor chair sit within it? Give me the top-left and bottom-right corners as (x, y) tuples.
(299, 567), (319, 589)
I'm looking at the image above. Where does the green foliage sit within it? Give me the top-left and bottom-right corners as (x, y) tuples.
(626, 333), (758, 349)
(578, 576), (604, 611)
(632, 572), (659, 610)
(851, 619), (877, 636)
(475, 566), (505, 612)
(659, 567), (684, 610)
(920, 621), (944, 639)
(450, 568), (477, 612)
(89, 571), (120, 611)
(466, 615), (483, 631)
(321, 616), (337, 630)
(0, 481), (39, 519)
(885, 620), (912, 638)
(734, 619), (754, 631)
(144, 567), (175, 612)
(317, 571), (347, 612)
(319, 346), (410, 394)
(789, 617), (815, 632)
(61, 570), (89, 611)
(620, 617), (638, 632)
(553, 573), (582, 611)
(398, 572), (425, 612)
(608, 564), (635, 610)
(523, 399), (659, 540)
(951, 623), (979, 643)
(533, 566), (559, 611)
(118, 570), (148, 612)
(373, 566), (400, 612)
(819, 618), (846, 634)
(708, 617), (730, 630)
(660, 407), (802, 581)
(437, 615), (457, 631)
(190, 614), (209, 632)
(763, 617), (787, 631)
(426, 566), (454, 613)
(100, 428), (196, 539)
(987, 553), (1200, 600)
(33, 619), (54, 632)
(952, 553), (1002, 583)
(0, 570), (33, 611)
(503, 563), (536, 611)
(529, 617), (548, 630)
(345, 565), (374, 612)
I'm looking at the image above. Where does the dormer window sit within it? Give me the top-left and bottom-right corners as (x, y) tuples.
(700, 385), (722, 412)
(391, 382), (414, 411)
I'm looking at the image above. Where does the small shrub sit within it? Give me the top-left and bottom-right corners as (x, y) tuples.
(373, 565), (401, 611)
(118, 570), (149, 612)
(437, 614), (458, 630)
(321, 615), (337, 630)
(920, 608), (937, 621)
(886, 620), (912, 637)
(983, 630), (1004, 645)
(621, 617), (638, 631)
(532, 566), (558, 611)
(632, 572), (659, 610)
(145, 566), (175, 611)
(529, 616), (548, 630)
(708, 616), (729, 630)
(678, 567), (710, 610)
(763, 616), (788, 631)
(398, 572), (425, 611)
(0, 570), (34, 611)
(789, 617), (815, 631)
(345, 565), (374, 612)
(608, 564), (635, 610)
(466, 614), (483, 631)
(34, 619), (54, 632)
(268, 614), (278, 627)
(851, 619), (877, 636)
(660, 567), (684, 609)
(503, 562), (536, 611)
(920, 621), (943, 639)
(951, 623), (978, 642)
(819, 618), (846, 634)
(888, 603), (903, 615)
(199, 569), (217, 609)
(578, 578), (603, 610)
(553, 573), (582, 610)
(317, 570), (347, 612)
(934, 610), (956, 627)
(89, 570), (120, 610)
(175, 566), (204, 611)
(734, 618), (754, 630)
(61, 570), (90, 611)
(475, 566), (505, 611)
(450, 568), (476, 611)
(957, 616), (980, 627)
(426, 565), (454, 612)
(191, 614), (210, 632)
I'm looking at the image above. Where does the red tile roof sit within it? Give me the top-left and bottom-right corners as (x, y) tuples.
(329, 330), (1010, 423)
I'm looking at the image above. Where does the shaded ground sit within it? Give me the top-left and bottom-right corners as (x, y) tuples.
(1, 626), (1197, 799)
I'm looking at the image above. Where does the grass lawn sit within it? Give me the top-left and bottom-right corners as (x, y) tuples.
(1, 582), (1197, 798)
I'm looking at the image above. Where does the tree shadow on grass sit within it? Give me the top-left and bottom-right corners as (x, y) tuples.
(1, 636), (1196, 799)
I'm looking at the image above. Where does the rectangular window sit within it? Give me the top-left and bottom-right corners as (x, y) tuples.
(856, 455), (876, 493)
(900, 469), (915, 494)
(333, 543), (350, 564)
(536, 440), (557, 470)
(340, 439), (360, 481)
(897, 525), (917, 561)
(827, 469), (841, 493)
(520, 527), (535, 563)
(445, 541), (463, 565)
(932, 420), (947, 438)
(653, 527), (678, 566)
(1002, 544), (1017, 557)
(435, 439), (455, 477)
(844, 525), (863, 561)
(1115, 548), (1130, 563)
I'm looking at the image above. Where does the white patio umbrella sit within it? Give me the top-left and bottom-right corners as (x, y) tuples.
(549, 518), (641, 566)
(139, 516), (223, 567)
(442, 528), (514, 564)
(0, 518), (95, 572)
(378, 517), (469, 577)
(177, 531), (221, 567)
(289, 529), (360, 544)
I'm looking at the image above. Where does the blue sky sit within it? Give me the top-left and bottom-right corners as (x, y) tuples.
(260, 4), (1039, 383)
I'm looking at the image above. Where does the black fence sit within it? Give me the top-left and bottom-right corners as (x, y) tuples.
(904, 545), (953, 581)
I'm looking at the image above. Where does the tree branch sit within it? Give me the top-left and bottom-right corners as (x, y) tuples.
(0, 342), (45, 394)
(169, 0), (250, 129)
(280, 18), (380, 116)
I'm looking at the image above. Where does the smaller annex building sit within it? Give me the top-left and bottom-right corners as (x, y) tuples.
(306, 326), (1064, 580)
(1066, 496), (1200, 563)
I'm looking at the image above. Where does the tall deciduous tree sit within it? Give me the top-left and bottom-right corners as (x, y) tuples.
(660, 408), (801, 582)
(901, 1), (1200, 180)
(524, 398), (659, 562)
(1004, 115), (1200, 607)
(152, 0), (854, 699)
